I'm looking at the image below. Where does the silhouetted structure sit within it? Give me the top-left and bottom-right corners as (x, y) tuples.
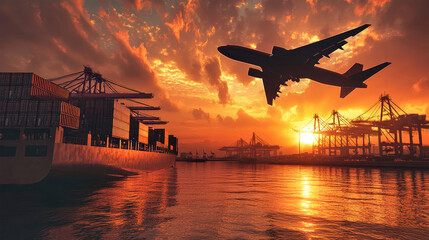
(352, 95), (428, 158)
(218, 24), (390, 105)
(50, 66), (167, 126)
(219, 132), (279, 159)
(298, 94), (429, 159)
(50, 66), (176, 152)
(0, 68), (178, 184)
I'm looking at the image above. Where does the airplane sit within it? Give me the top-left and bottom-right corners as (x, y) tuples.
(218, 24), (391, 105)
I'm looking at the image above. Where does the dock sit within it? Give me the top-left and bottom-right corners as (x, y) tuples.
(217, 94), (429, 169)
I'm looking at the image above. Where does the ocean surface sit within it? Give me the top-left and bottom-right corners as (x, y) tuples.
(1, 161), (429, 239)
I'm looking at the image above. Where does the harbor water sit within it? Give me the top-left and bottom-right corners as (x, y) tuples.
(1, 161), (428, 239)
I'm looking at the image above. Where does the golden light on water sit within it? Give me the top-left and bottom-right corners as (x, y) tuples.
(300, 175), (316, 234)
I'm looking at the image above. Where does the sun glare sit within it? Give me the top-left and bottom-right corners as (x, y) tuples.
(300, 132), (314, 145)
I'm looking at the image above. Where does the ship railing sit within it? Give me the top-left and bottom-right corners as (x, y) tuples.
(61, 132), (177, 154)
(63, 135), (87, 146)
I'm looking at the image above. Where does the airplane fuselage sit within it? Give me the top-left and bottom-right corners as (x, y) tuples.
(218, 45), (365, 88)
(218, 24), (390, 105)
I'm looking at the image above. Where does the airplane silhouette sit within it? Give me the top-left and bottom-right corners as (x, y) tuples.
(218, 24), (390, 105)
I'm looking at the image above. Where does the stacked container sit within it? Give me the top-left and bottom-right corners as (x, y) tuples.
(0, 99), (80, 129)
(149, 128), (169, 148)
(157, 129), (169, 147)
(168, 135), (178, 152)
(0, 73), (69, 100)
(112, 101), (130, 139)
(0, 72), (79, 129)
(129, 118), (149, 144)
(70, 99), (130, 140)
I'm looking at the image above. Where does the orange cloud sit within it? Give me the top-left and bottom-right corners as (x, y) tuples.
(412, 77), (429, 93)
(1, 0), (427, 153)
(354, 0), (391, 16)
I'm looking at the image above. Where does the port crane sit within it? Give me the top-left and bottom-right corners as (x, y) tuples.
(298, 94), (429, 159)
(49, 66), (167, 125)
(219, 132), (280, 159)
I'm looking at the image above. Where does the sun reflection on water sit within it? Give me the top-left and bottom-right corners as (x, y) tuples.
(300, 175), (316, 234)
(1, 163), (428, 239)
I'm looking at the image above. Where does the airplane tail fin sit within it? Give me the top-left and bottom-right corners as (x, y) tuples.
(349, 62), (391, 82)
(340, 62), (391, 98)
(340, 63), (363, 98)
(340, 87), (356, 98)
(344, 63), (363, 77)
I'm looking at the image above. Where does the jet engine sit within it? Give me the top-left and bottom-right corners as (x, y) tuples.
(248, 68), (264, 78)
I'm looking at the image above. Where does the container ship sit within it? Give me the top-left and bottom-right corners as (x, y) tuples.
(0, 67), (178, 184)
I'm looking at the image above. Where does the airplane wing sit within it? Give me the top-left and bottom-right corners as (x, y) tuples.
(261, 71), (283, 105)
(292, 24), (370, 65)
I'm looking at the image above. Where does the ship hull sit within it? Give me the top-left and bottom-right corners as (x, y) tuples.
(0, 140), (176, 184)
(53, 143), (176, 172)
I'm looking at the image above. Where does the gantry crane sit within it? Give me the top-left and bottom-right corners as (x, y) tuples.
(49, 66), (167, 125)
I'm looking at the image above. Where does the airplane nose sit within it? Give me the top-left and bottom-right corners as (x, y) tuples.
(217, 46), (227, 55)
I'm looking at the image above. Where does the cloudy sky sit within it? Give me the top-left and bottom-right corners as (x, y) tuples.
(1, 0), (428, 154)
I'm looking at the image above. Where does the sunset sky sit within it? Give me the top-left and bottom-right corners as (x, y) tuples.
(1, 0), (428, 154)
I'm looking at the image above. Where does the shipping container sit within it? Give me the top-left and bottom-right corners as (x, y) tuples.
(71, 99), (130, 139)
(148, 128), (158, 147)
(4, 113), (19, 126)
(139, 123), (149, 144)
(6, 101), (20, 113)
(38, 101), (53, 113)
(0, 100), (79, 129)
(112, 126), (129, 140)
(0, 73), (11, 85)
(18, 113), (27, 127)
(26, 113), (37, 127)
(149, 128), (170, 148)
(129, 118), (149, 144)
(168, 135), (178, 153)
(0, 101), (7, 113)
(153, 129), (169, 146)
(0, 85), (8, 98)
(37, 114), (51, 127)
(156, 141), (165, 148)
(0, 72), (69, 100)
(28, 101), (39, 112)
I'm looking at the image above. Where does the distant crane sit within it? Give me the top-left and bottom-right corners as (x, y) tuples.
(219, 132), (280, 159)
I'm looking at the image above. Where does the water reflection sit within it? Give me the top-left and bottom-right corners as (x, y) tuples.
(1, 162), (428, 239)
(0, 168), (178, 239)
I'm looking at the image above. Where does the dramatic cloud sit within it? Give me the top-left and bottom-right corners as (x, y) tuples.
(1, 0), (428, 153)
(192, 108), (210, 122)
(0, 0), (178, 111)
(204, 57), (231, 104)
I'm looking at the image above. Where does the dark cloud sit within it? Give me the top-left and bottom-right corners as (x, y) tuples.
(261, 0), (294, 19)
(204, 56), (231, 104)
(192, 108), (210, 122)
(0, 0), (104, 74)
(204, 57), (221, 86)
(0, 0), (178, 111)
(1, 0), (428, 150)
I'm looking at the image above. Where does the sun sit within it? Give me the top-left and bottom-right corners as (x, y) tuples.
(300, 132), (314, 145)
